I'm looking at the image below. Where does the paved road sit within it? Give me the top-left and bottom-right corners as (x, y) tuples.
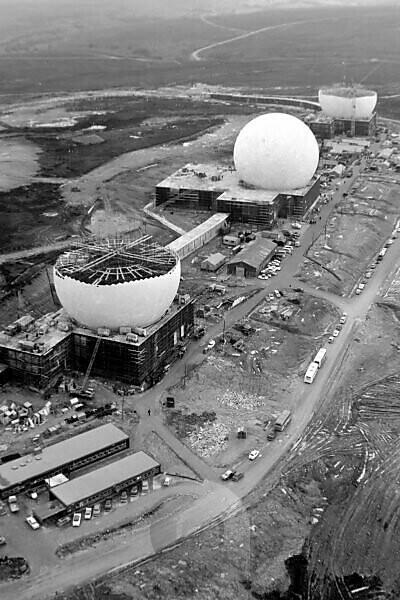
(2, 148), (399, 599)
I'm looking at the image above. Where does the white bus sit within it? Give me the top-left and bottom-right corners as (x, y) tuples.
(313, 348), (327, 368)
(304, 362), (319, 384)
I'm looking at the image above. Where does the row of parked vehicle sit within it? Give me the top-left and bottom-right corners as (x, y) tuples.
(66, 476), (173, 528)
(68, 482), (151, 527)
(327, 313), (347, 344)
(356, 231), (398, 296)
(258, 240), (299, 281)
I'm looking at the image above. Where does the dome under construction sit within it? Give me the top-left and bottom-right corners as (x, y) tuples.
(53, 235), (181, 330)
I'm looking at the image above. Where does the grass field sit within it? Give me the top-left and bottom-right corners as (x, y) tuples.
(0, 5), (398, 114)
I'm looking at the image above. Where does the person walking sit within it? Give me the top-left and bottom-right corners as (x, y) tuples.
(148, 408), (151, 416)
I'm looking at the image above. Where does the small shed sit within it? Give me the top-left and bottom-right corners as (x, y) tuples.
(227, 237), (276, 278)
(223, 234), (241, 247)
(331, 164), (345, 177)
(200, 252), (226, 272)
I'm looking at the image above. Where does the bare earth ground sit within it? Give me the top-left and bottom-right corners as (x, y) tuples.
(165, 290), (339, 469)
(297, 172), (400, 296)
(51, 263), (400, 600)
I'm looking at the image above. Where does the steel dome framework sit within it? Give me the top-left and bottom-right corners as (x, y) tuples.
(55, 235), (177, 286)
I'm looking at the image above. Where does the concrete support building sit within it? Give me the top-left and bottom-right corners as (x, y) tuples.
(73, 298), (195, 387)
(333, 113), (376, 137)
(0, 298), (195, 389)
(156, 164), (320, 230)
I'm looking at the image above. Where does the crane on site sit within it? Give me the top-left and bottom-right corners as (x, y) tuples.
(73, 336), (102, 400)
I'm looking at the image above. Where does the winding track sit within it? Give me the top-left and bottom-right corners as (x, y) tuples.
(190, 16), (337, 62)
(190, 20), (301, 62)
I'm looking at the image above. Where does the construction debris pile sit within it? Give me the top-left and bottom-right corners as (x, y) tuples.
(0, 556), (29, 581)
(0, 400), (50, 432)
(217, 389), (265, 411)
(187, 421), (229, 457)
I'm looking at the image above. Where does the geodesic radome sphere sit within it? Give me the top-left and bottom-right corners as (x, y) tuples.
(53, 236), (181, 330)
(233, 113), (319, 191)
(319, 87), (377, 120)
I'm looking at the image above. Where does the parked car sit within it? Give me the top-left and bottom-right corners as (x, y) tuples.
(0, 536), (6, 546)
(162, 475), (172, 487)
(328, 336), (334, 343)
(104, 499), (112, 512)
(120, 491), (128, 504)
(365, 271), (372, 279)
(72, 512), (82, 527)
(130, 486), (139, 499)
(0, 501), (6, 516)
(221, 469), (235, 481)
(203, 339), (216, 353)
(294, 241), (301, 247)
(141, 480), (149, 494)
(249, 449), (260, 461)
(56, 516), (71, 527)
(25, 515), (40, 530)
(232, 472), (244, 482)
(84, 507), (93, 519)
(339, 314), (347, 324)
(8, 495), (19, 513)
(93, 504), (101, 517)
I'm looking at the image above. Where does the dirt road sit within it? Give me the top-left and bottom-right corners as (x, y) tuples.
(190, 21), (302, 62)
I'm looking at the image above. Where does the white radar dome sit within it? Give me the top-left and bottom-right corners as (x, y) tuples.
(319, 87), (377, 120)
(233, 113), (319, 191)
(54, 236), (181, 330)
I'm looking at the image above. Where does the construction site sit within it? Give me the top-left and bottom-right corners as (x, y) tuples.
(1, 71), (400, 600)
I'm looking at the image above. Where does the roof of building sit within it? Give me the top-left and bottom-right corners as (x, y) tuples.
(157, 162), (319, 202)
(326, 141), (366, 154)
(157, 163), (237, 192)
(0, 424), (128, 492)
(0, 309), (72, 354)
(167, 213), (229, 254)
(202, 252), (226, 266)
(378, 148), (394, 159)
(228, 237), (276, 269)
(51, 451), (160, 506)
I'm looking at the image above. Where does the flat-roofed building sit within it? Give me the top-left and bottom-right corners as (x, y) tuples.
(167, 213), (229, 260)
(50, 451), (161, 513)
(0, 423), (129, 499)
(0, 309), (73, 388)
(155, 163), (320, 230)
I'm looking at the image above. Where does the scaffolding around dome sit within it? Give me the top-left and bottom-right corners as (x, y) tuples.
(54, 234), (177, 286)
